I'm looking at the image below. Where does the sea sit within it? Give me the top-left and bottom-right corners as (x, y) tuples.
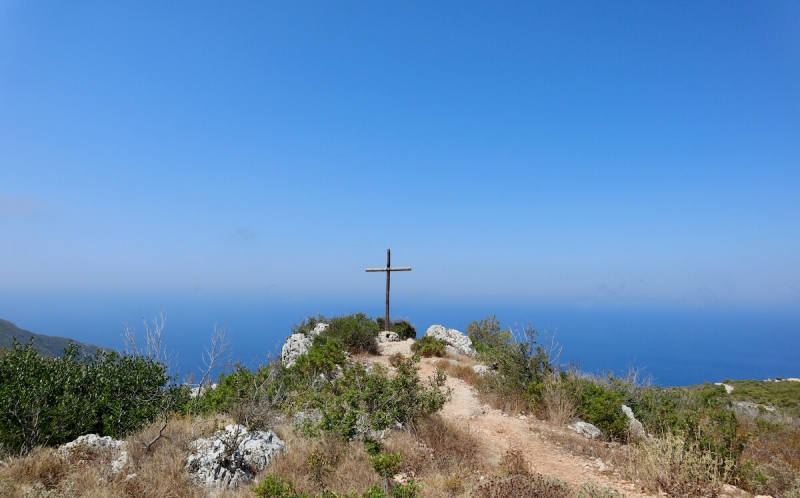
(2, 291), (798, 387)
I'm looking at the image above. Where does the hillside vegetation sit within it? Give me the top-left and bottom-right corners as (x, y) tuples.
(0, 312), (799, 498)
(0, 319), (109, 359)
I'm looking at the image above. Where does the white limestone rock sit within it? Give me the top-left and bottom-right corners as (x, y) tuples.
(60, 434), (129, 473)
(378, 331), (400, 343)
(621, 405), (647, 440)
(424, 325), (476, 356)
(568, 421), (602, 439)
(281, 333), (313, 367)
(473, 365), (490, 375)
(281, 323), (329, 367)
(186, 424), (286, 488)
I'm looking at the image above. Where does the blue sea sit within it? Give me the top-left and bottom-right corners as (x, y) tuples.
(2, 291), (798, 386)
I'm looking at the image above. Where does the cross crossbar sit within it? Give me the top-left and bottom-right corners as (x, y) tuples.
(366, 249), (411, 331)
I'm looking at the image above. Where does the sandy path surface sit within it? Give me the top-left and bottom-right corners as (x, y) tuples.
(373, 340), (652, 497)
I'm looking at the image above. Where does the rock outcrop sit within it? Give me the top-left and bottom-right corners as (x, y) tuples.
(281, 323), (329, 367)
(568, 421), (602, 439)
(424, 325), (476, 356)
(186, 424), (286, 488)
(621, 405), (646, 440)
(60, 434), (129, 474)
(378, 331), (400, 343)
(472, 365), (490, 375)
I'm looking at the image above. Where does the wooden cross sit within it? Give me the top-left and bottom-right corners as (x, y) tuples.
(366, 249), (411, 331)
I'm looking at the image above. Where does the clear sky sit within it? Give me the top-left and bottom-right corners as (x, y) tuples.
(2, 1), (799, 308)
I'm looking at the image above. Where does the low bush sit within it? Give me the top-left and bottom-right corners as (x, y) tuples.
(319, 313), (380, 355)
(739, 459), (800, 498)
(410, 336), (446, 358)
(252, 474), (310, 498)
(467, 316), (554, 413)
(375, 318), (417, 340)
(621, 432), (735, 497)
(0, 341), (186, 454)
(576, 382), (628, 440)
(310, 358), (449, 439)
(474, 473), (573, 498)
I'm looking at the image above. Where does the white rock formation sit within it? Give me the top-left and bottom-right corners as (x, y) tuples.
(60, 434), (129, 474)
(281, 323), (329, 367)
(281, 334), (312, 367)
(621, 405), (646, 440)
(377, 331), (400, 343)
(568, 421), (602, 439)
(424, 325), (476, 356)
(714, 382), (734, 394)
(186, 424), (286, 488)
(472, 365), (490, 375)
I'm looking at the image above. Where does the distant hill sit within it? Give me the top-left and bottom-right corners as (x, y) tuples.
(0, 319), (112, 358)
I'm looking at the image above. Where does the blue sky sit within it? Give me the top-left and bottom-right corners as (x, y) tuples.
(2, 1), (799, 309)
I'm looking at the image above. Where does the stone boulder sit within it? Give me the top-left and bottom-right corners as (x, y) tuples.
(60, 434), (129, 473)
(424, 325), (476, 356)
(186, 424), (285, 488)
(568, 421), (602, 439)
(472, 365), (490, 375)
(281, 323), (329, 367)
(621, 405), (646, 440)
(377, 331), (400, 343)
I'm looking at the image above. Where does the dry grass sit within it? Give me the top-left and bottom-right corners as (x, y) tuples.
(266, 426), (378, 496)
(477, 391), (529, 417)
(432, 359), (479, 386)
(540, 377), (578, 426)
(0, 417), (252, 498)
(620, 432), (734, 497)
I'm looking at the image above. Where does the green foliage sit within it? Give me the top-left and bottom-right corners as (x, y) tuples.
(294, 339), (347, 378)
(390, 479), (422, 498)
(0, 340), (185, 454)
(370, 452), (402, 479)
(0, 319), (108, 359)
(310, 357), (449, 439)
(293, 315), (327, 336)
(726, 379), (800, 418)
(739, 459), (800, 498)
(576, 382), (629, 440)
(467, 316), (554, 409)
(252, 474), (310, 498)
(375, 318), (417, 340)
(318, 313), (380, 355)
(363, 436), (383, 456)
(466, 315), (513, 355)
(410, 336), (446, 357)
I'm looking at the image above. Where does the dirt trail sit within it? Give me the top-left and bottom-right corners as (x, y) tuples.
(374, 340), (652, 497)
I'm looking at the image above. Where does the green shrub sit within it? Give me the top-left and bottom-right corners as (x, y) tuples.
(370, 452), (403, 480)
(575, 481), (625, 498)
(294, 339), (348, 378)
(467, 316), (554, 412)
(252, 474), (310, 498)
(0, 341), (185, 454)
(376, 318), (417, 340)
(310, 357), (449, 439)
(410, 336), (446, 357)
(319, 313), (380, 355)
(390, 479), (422, 498)
(739, 459), (800, 498)
(577, 382), (628, 440)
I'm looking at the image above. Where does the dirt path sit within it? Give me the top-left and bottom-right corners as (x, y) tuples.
(373, 340), (651, 497)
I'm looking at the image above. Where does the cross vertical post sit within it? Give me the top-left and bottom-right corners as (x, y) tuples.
(366, 249), (411, 331)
